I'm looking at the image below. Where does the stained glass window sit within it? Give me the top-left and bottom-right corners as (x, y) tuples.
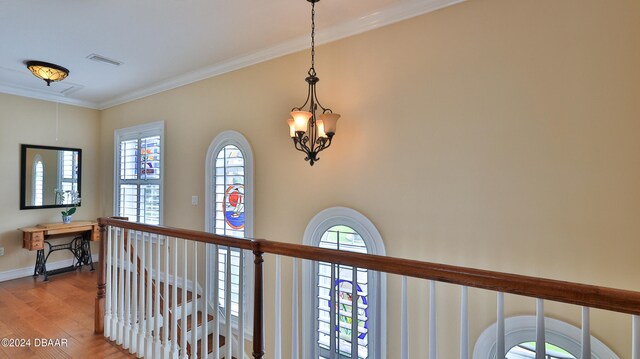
(317, 225), (370, 359)
(114, 122), (163, 225)
(214, 145), (245, 317)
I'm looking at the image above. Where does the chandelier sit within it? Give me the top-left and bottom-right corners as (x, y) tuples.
(287, 0), (340, 166)
(26, 61), (69, 86)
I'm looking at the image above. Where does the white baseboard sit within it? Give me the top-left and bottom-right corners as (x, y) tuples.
(0, 254), (99, 282)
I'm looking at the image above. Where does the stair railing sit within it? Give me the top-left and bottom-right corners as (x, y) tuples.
(96, 217), (640, 359)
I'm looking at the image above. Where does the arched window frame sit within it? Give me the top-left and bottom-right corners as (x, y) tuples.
(205, 130), (255, 337)
(302, 207), (387, 359)
(473, 315), (619, 359)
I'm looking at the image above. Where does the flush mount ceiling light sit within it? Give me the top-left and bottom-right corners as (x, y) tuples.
(26, 61), (69, 86)
(286, 0), (340, 166)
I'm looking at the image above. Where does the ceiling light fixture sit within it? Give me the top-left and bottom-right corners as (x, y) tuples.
(287, 0), (340, 166)
(25, 61), (69, 86)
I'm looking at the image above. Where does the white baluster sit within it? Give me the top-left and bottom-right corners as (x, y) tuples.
(213, 245), (220, 359)
(124, 229), (132, 349)
(329, 263), (336, 358)
(104, 225), (112, 339)
(460, 286), (469, 359)
(291, 258), (299, 359)
(130, 230), (138, 355)
(350, 266), (358, 358)
(146, 233), (154, 356)
(401, 276), (409, 359)
(111, 227), (119, 341)
(536, 299), (545, 359)
(172, 237), (180, 358)
(117, 227), (125, 344)
(274, 255), (282, 359)
(225, 248), (233, 359)
(181, 239), (188, 359)
(582, 307), (591, 359)
(239, 249), (245, 358)
(429, 280), (437, 359)
(191, 241), (198, 359)
(496, 292), (505, 359)
(633, 315), (640, 359)
(163, 236), (171, 358)
(138, 231), (147, 357)
(203, 243), (210, 359)
(156, 235), (163, 357)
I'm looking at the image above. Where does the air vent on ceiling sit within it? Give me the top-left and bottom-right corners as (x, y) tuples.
(86, 53), (123, 66)
(60, 85), (81, 95)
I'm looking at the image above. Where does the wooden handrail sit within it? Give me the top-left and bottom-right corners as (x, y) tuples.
(97, 217), (640, 317)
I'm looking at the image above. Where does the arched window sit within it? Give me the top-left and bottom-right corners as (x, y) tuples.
(473, 316), (619, 359)
(32, 156), (43, 206)
(303, 207), (387, 359)
(205, 130), (254, 335)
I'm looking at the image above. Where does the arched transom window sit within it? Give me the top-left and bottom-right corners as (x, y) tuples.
(303, 207), (386, 359)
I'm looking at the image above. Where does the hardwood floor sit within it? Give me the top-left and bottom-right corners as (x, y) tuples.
(0, 267), (135, 359)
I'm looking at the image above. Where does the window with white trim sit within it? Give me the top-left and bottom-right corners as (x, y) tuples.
(32, 156), (43, 206)
(114, 121), (164, 224)
(205, 130), (254, 332)
(57, 150), (79, 193)
(303, 207), (386, 359)
(473, 316), (619, 359)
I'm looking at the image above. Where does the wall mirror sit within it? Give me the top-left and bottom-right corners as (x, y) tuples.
(20, 144), (82, 210)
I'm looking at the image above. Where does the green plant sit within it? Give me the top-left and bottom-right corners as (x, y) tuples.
(55, 189), (81, 217)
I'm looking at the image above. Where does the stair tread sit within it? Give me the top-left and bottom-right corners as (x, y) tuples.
(190, 332), (234, 358)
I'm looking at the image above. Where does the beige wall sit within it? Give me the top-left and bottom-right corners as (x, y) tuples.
(0, 93), (101, 274)
(99, 0), (640, 356)
(0, 0), (636, 356)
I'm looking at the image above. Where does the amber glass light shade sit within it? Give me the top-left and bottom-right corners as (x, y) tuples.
(287, 118), (296, 138)
(291, 111), (313, 132)
(319, 113), (340, 135)
(26, 61), (69, 86)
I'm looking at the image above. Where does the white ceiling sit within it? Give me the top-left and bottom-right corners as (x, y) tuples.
(0, 0), (463, 110)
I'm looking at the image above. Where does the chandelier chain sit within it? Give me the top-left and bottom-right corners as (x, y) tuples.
(309, 1), (316, 76)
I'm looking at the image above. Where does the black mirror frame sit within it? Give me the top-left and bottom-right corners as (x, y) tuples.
(20, 144), (82, 210)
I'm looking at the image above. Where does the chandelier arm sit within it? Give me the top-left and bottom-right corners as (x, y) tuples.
(293, 137), (311, 154)
(292, 82), (313, 112)
(315, 136), (332, 153)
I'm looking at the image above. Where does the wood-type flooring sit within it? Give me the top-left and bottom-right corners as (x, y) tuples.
(0, 267), (135, 359)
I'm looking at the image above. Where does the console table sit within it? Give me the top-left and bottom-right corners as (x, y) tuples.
(19, 221), (99, 281)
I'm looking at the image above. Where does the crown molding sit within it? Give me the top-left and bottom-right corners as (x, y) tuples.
(97, 0), (465, 110)
(1, 0), (464, 110)
(0, 83), (98, 109)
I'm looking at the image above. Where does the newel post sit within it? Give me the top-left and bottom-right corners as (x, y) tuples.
(252, 240), (265, 359)
(95, 222), (107, 334)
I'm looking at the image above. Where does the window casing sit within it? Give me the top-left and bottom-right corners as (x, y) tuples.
(114, 121), (164, 224)
(205, 130), (254, 336)
(303, 207), (387, 359)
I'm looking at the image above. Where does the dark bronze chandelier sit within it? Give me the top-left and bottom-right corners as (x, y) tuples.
(287, 0), (340, 166)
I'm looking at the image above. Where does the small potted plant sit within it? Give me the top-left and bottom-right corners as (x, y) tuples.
(55, 189), (81, 224)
